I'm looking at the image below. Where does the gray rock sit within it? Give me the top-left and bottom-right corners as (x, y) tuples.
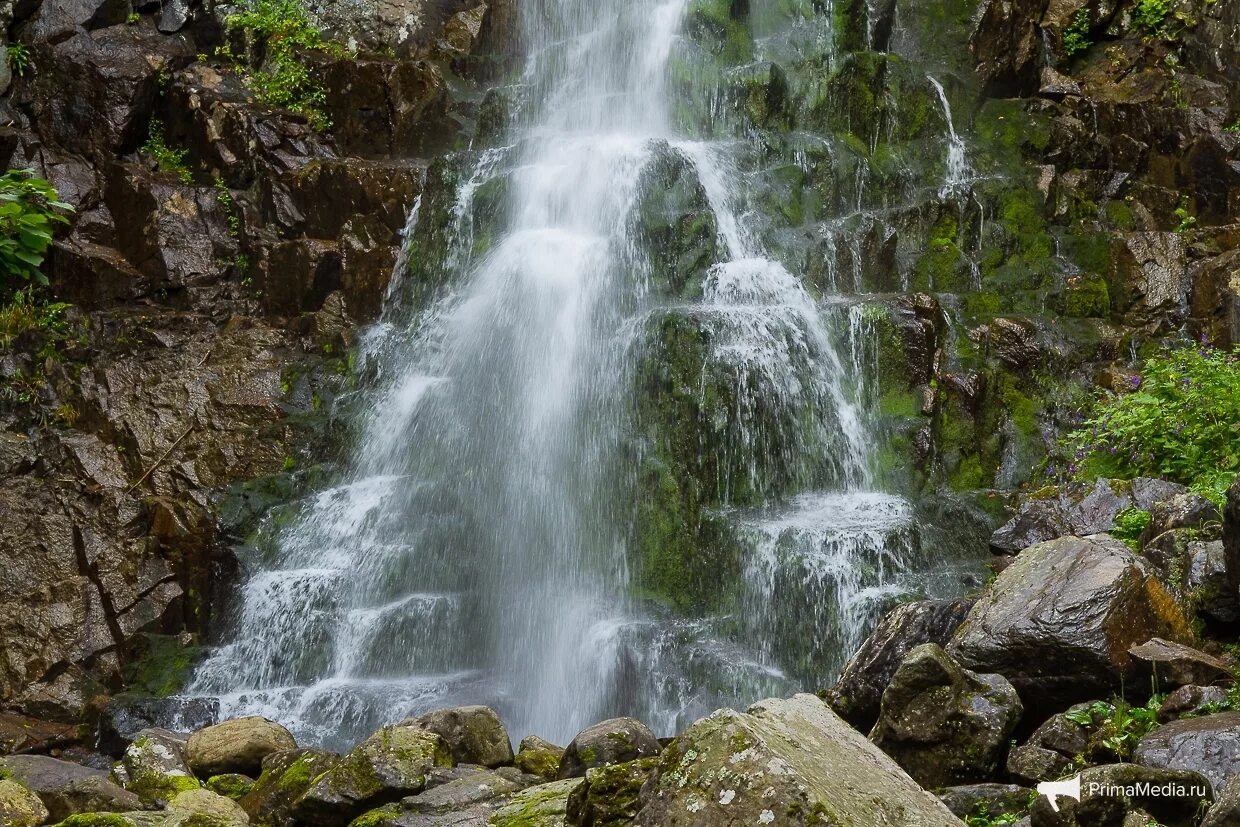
(1027, 712), (1091, 757)
(939, 783), (1032, 821)
(1224, 474), (1240, 596)
(402, 766), (524, 814)
(1144, 493), (1221, 540)
(239, 748), (339, 827)
(1007, 744), (1075, 785)
(1134, 711), (1240, 792)
(157, 0), (191, 32)
(99, 695), (221, 756)
(1201, 774), (1240, 827)
(1158, 685), (1231, 723)
(1187, 540), (1238, 623)
(402, 706), (513, 769)
(1127, 638), (1232, 688)
(870, 643), (1023, 788)
(1031, 764), (1211, 827)
(0, 779), (50, 827)
(556, 718), (660, 780)
(0, 754), (142, 821)
(111, 728), (201, 805)
(948, 535), (1193, 706)
(186, 716), (298, 778)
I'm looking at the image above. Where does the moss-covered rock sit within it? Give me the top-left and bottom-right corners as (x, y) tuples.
(0, 779), (49, 827)
(513, 737), (564, 783)
(204, 775), (254, 801)
(111, 729), (201, 806)
(187, 717), (297, 779)
(565, 758), (658, 827)
(168, 787), (250, 823)
(488, 778), (584, 827)
(557, 718), (661, 780)
(401, 706), (512, 769)
(239, 748), (338, 827)
(632, 144), (719, 299)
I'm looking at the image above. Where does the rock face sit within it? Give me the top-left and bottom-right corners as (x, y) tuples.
(948, 535), (1193, 705)
(402, 706), (513, 768)
(0, 754), (142, 821)
(557, 718), (661, 780)
(633, 694), (964, 826)
(1202, 775), (1240, 827)
(185, 716), (298, 778)
(870, 644), (1023, 788)
(825, 598), (974, 732)
(1134, 711), (1240, 792)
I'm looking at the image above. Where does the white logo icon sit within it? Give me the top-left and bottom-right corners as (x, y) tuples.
(1037, 775), (1082, 812)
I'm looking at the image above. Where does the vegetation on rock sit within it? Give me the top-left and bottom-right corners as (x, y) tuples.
(0, 170), (72, 289)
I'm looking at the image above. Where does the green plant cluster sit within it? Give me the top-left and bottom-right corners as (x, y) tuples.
(0, 169), (73, 288)
(6, 42), (29, 76)
(224, 0), (344, 130)
(1063, 9), (1093, 57)
(1064, 695), (1162, 761)
(1061, 343), (1240, 506)
(1109, 506), (1151, 550)
(0, 288), (71, 346)
(1132, 0), (1174, 35)
(141, 119), (193, 184)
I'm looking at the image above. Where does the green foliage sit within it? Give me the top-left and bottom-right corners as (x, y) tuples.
(1173, 197), (1197, 233)
(214, 177), (241, 237)
(0, 288), (71, 346)
(1226, 118), (1240, 133)
(1063, 9), (1092, 57)
(1064, 695), (1162, 760)
(1110, 506), (1151, 550)
(1132, 0), (1173, 35)
(0, 170), (73, 288)
(225, 0), (343, 130)
(6, 42), (30, 76)
(1062, 344), (1240, 499)
(141, 119), (193, 184)
(965, 805), (1020, 827)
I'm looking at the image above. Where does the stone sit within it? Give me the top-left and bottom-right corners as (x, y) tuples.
(1127, 639), (1232, 688)
(239, 748), (339, 827)
(402, 766), (525, 814)
(156, 0), (191, 32)
(186, 716), (298, 778)
(1030, 764), (1211, 827)
(206, 774), (255, 800)
(514, 736), (564, 781)
(1027, 711), (1090, 758)
(0, 779), (50, 827)
(824, 598), (973, 732)
(169, 786), (252, 822)
(1134, 711), (1240, 792)
(489, 778), (583, 827)
(869, 643), (1023, 788)
(0, 754), (142, 821)
(1007, 744), (1076, 785)
(111, 728), (201, 805)
(98, 696), (220, 756)
(939, 784), (1033, 821)
(947, 535), (1193, 706)
(1225, 474), (1240, 596)
(1158, 685), (1231, 723)
(1110, 233), (1190, 332)
(291, 724), (453, 825)
(402, 706), (513, 769)
(1144, 494), (1221, 540)
(633, 694), (963, 826)
(1201, 774), (1240, 827)
(556, 718), (660, 780)
(565, 757), (658, 827)
(0, 712), (78, 755)
(1186, 541), (1239, 623)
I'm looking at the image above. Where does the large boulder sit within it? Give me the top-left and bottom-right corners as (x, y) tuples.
(514, 736), (564, 781)
(870, 644), (1023, 788)
(490, 778), (584, 827)
(1134, 711), (1240, 792)
(239, 748), (339, 827)
(0, 754), (142, 821)
(947, 535), (1194, 706)
(401, 706), (513, 768)
(0, 780), (49, 827)
(938, 784), (1032, 822)
(169, 786), (252, 822)
(825, 598), (974, 732)
(186, 716), (298, 778)
(1030, 764), (1211, 827)
(557, 718), (661, 780)
(566, 757), (658, 827)
(633, 694), (964, 826)
(111, 728), (201, 805)
(291, 724), (453, 825)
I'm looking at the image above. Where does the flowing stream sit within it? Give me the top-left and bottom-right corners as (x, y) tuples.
(192, 0), (984, 747)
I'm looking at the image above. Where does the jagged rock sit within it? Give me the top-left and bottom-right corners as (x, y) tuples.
(402, 766), (528, 814)
(824, 598), (973, 731)
(156, 0), (191, 33)
(111, 728), (200, 805)
(0, 754), (142, 821)
(186, 716), (298, 778)
(969, 0), (1046, 95)
(1026, 712), (1091, 758)
(1225, 474), (1240, 596)
(1039, 67), (1082, 99)
(939, 784), (1032, 821)
(0, 779), (49, 827)
(1201, 775), (1240, 827)
(1144, 494), (1221, 541)
(169, 786), (251, 822)
(291, 724), (452, 825)
(1158, 685), (1231, 723)
(1127, 639), (1231, 688)
(948, 535), (1193, 706)
(1030, 764), (1212, 827)
(1186, 540), (1239, 623)
(514, 736), (564, 781)
(1134, 711), (1240, 792)
(556, 718), (660, 780)
(401, 706), (512, 769)
(1007, 744), (1075, 786)
(489, 778), (583, 827)
(869, 643), (1023, 788)
(633, 694), (962, 826)
(239, 748), (339, 827)
(1110, 233), (1190, 332)
(566, 757), (658, 827)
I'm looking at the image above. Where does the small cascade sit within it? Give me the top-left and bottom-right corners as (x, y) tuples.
(929, 76), (970, 199)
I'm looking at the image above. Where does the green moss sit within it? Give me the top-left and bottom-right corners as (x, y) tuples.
(348, 805), (401, 827)
(878, 389), (921, 418)
(205, 773), (254, 800)
(685, 0), (753, 64)
(121, 634), (203, 697)
(963, 292), (1002, 317)
(1062, 274), (1110, 318)
(52, 816), (134, 827)
(949, 455), (986, 490)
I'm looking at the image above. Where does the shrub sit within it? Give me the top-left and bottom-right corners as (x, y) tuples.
(6, 42), (30, 76)
(141, 119), (193, 184)
(1132, 0), (1173, 35)
(1063, 9), (1092, 57)
(0, 169), (73, 288)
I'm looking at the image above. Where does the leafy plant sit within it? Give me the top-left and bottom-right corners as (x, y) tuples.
(1065, 695), (1163, 761)
(1110, 507), (1151, 550)
(1173, 197), (1197, 232)
(214, 177), (241, 237)
(0, 170), (73, 288)
(965, 804), (1021, 827)
(6, 42), (30, 76)
(1063, 9), (1093, 57)
(1226, 118), (1240, 133)
(1132, 0), (1174, 35)
(0, 288), (71, 345)
(141, 119), (193, 184)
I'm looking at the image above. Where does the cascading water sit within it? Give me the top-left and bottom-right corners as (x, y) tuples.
(192, 0), (987, 748)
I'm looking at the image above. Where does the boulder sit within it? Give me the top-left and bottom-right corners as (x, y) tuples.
(1127, 639), (1231, 688)
(490, 778), (583, 827)
(1186, 541), (1239, 624)
(1030, 764), (1211, 827)
(0, 780), (49, 827)
(869, 644), (1023, 788)
(633, 694), (964, 826)
(1143, 494), (1221, 541)
(514, 736), (564, 781)
(0, 712), (78, 755)
(99, 696), (221, 755)
(0, 754), (142, 821)
(1225, 474), (1240, 594)
(402, 766), (528, 814)
(557, 718), (660, 780)
(566, 757), (658, 827)
(824, 598), (974, 731)
(169, 786), (252, 822)
(111, 728), (201, 805)
(948, 535), (1193, 706)
(291, 724), (452, 825)
(206, 774), (255, 800)
(939, 784), (1032, 821)
(239, 748), (339, 827)
(186, 716), (298, 778)
(1134, 711), (1240, 792)
(1007, 744), (1076, 785)
(1202, 774), (1240, 827)
(1158, 685), (1231, 723)
(402, 706), (513, 768)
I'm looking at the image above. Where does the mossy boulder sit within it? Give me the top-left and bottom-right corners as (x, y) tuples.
(204, 775), (254, 801)
(557, 718), (661, 780)
(111, 729), (201, 806)
(565, 758), (658, 827)
(0, 755), (142, 822)
(514, 737), (564, 782)
(633, 694), (963, 826)
(291, 725), (453, 825)
(187, 717), (297, 778)
(401, 706), (513, 768)
(168, 787), (251, 823)
(488, 778), (584, 827)
(239, 748), (339, 827)
(0, 779), (49, 827)
(632, 143), (719, 300)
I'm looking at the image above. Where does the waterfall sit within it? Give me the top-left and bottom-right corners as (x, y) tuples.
(928, 76), (970, 199)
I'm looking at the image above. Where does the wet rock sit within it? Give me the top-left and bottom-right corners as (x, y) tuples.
(489, 777), (583, 827)
(870, 643), (1023, 788)
(970, 0), (1046, 95)
(1039, 67), (1082, 99)
(1110, 233), (1190, 332)
(206, 773), (255, 800)
(0, 779), (49, 827)
(111, 728), (200, 805)
(157, 0), (191, 32)
(1225, 474), (1240, 596)
(1007, 744), (1075, 785)
(170, 786), (251, 822)
(939, 783), (1032, 821)
(1026, 712), (1091, 758)
(1201, 775), (1240, 827)
(239, 748), (339, 827)
(99, 696), (221, 756)
(1144, 494), (1221, 541)
(948, 535), (1193, 706)
(1030, 764), (1212, 827)
(1186, 540), (1238, 624)
(824, 597), (974, 732)
(633, 694), (962, 826)
(556, 718), (660, 780)
(291, 724), (453, 825)
(1158, 686), (1231, 723)
(0, 754), (141, 821)
(565, 757), (657, 827)
(633, 142), (720, 300)
(514, 736), (564, 782)
(186, 716), (298, 778)
(0, 712), (78, 755)
(402, 706), (512, 769)
(1134, 711), (1240, 792)
(401, 766), (526, 814)
(1127, 639), (1231, 689)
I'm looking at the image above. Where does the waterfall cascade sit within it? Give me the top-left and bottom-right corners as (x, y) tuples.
(191, 0), (988, 747)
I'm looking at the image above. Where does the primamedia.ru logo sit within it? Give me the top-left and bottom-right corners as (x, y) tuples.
(1037, 775), (1209, 812)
